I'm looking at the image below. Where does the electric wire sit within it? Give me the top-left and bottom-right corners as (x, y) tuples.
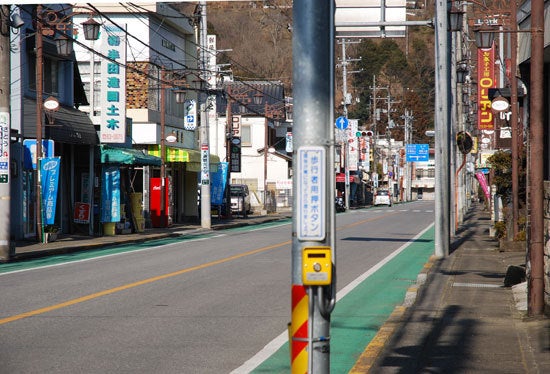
(18, 3), (288, 121)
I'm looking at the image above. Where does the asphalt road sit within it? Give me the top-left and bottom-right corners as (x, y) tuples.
(0, 201), (435, 373)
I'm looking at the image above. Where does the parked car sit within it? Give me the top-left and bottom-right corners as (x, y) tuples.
(374, 189), (392, 206)
(230, 184), (252, 215)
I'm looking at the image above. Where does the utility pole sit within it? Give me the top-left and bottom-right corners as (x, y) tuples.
(35, 5), (44, 244)
(199, 1), (211, 229)
(402, 110), (414, 202)
(528, 0), (544, 317)
(434, 0), (451, 258)
(0, 5), (12, 261)
(225, 87), (232, 218)
(509, 0), (519, 238)
(339, 39), (360, 210)
(371, 76), (378, 189)
(291, 1), (335, 372)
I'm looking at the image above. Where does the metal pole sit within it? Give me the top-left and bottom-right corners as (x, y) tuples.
(510, 0), (519, 238)
(199, 1), (211, 229)
(225, 87), (232, 218)
(372, 76), (378, 189)
(0, 5), (12, 260)
(434, 0), (451, 257)
(36, 5), (44, 243)
(528, 0), (544, 317)
(264, 102), (268, 213)
(160, 67), (167, 227)
(88, 40), (95, 236)
(291, 1), (334, 372)
(341, 39), (350, 210)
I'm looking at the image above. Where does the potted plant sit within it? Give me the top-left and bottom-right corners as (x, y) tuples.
(44, 225), (59, 243)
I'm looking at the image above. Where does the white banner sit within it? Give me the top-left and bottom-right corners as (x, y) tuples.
(100, 25), (127, 143)
(346, 119), (358, 171)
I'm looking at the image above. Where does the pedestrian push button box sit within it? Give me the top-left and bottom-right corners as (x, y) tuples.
(302, 246), (332, 286)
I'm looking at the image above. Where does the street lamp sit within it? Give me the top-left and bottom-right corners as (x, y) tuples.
(456, 60), (469, 84)
(448, 5), (464, 32)
(473, 27), (496, 49)
(34, 4), (100, 242)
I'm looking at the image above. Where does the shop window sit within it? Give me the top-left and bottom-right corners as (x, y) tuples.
(29, 55), (60, 95)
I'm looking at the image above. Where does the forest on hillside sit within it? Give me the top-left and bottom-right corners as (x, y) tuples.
(177, 1), (437, 143)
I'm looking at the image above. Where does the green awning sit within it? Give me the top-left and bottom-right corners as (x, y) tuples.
(100, 145), (161, 166)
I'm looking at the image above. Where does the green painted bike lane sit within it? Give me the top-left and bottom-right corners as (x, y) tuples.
(252, 225), (435, 373)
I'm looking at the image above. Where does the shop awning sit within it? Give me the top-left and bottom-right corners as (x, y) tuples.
(23, 98), (98, 145)
(100, 145), (161, 166)
(148, 145), (220, 171)
(148, 145), (201, 162)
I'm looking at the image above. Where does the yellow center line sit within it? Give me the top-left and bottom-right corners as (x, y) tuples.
(0, 240), (291, 326)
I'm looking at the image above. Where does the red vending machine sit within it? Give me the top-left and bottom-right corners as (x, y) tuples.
(150, 177), (173, 227)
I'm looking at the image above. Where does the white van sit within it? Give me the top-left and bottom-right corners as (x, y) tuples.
(230, 184), (252, 215)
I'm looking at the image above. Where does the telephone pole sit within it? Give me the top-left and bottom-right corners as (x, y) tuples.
(0, 5), (12, 261)
(198, 1), (211, 229)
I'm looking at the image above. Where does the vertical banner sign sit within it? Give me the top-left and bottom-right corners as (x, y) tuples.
(475, 171), (491, 201)
(286, 131), (293, 153)
(210, 162), (228, 205)
(0, 112), (9, 183)
(40, 157), (61, 225)
(184, 100), (197, 130)
(346, 119), (359, 171)
(100, 25), (127, 143)
(206, 35), (218, 130)
(201, 144), (210, 185)
(101, 166), (120, 222)
(297, 146), (326, 240)
(477, 46), (495, 130)
(206, 35), (217, 88)
(231, 115), (241, 137)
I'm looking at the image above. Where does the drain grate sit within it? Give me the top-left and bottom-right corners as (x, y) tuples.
(452, 282), (501, 288)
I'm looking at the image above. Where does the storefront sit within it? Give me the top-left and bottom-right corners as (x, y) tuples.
(98, 144), (161, 235)
(148, 145), (220, 223)
(17, 98), (98, 240)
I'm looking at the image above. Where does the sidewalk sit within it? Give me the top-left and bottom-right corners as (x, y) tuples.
(11, 211), (292, 262)
(361, 203), (550, 373)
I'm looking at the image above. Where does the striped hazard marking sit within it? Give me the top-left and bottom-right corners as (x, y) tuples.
(291, 284), (308, 373)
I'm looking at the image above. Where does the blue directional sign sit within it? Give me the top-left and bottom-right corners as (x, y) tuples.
(406, 143), (430, 162)
(335, 116), (349, 130)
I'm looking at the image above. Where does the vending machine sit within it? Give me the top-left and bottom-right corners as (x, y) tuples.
(149, 177), (173, 227)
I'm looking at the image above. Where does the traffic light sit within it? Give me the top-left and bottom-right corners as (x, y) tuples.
(356, 130), (374, 137)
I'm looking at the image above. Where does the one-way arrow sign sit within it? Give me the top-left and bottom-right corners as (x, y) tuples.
(335, 116), (349, 130)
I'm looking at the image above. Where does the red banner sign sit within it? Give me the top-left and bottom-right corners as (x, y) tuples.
(477, 46), (496, 130)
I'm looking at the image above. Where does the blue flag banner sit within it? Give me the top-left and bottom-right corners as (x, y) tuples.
(101, 166), (120, 223)
(210, 162), (228, 206)
(40, 157), (61, 225)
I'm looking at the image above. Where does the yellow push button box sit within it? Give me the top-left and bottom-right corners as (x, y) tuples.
(302, 246), (332, 286)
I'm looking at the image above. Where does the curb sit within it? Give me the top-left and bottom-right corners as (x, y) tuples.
(9, 214), (292, 263)
(349, 255), (437, 373)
